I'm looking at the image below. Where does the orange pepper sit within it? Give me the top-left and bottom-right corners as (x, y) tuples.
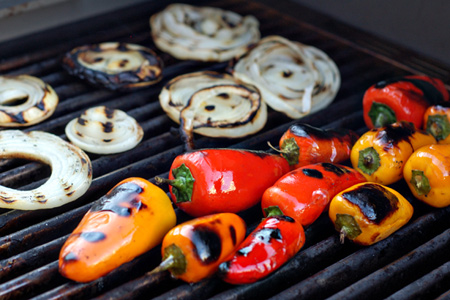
(423, 103), (450, 144)
(59, 177), (176, 282)
(153, 213), (246, 283)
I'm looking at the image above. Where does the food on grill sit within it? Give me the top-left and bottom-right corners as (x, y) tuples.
(362, 75), (449, 129)
(155, 148), (290, 217)
(351, 121), (436, 185)
(403, 144), (450, 208)
(423, 103), (450, 144)
(65, 106), (144, 154)
(152, 213), (246, 283)
(276, 123), (359, 169)
(159, 71), (266, 150)
(62, 42), (163, 90)
(230, 35), (341, 119)
(59, 178), (176, 282)
(329, 182), (414, 246)
(0, 130), (92, 210)
(262, 163), (366, 226)
(0, 75), (58, 127)
(150, 3), (260, 62)
(219, 215), (305, 285)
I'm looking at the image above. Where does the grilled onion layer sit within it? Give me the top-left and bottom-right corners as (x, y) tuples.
(65, 106), (144, 154)
(0, 130), (92, 210)
(159, 71), (266, 148)
(150, 3), (260, 62)
(63, 42), (163, 90)
(231, 35), (341, 119)
(0, 75), (58, 127)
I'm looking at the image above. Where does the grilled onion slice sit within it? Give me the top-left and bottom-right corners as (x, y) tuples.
(231, 35), (341, 119)
(159, 71), (266, 149)
(150, 3), (260, 62)
(0, 130), (92, 210)
(0, 75), (58, 127)
(63, 42), (163, 90)
(65, 106), (144, 155)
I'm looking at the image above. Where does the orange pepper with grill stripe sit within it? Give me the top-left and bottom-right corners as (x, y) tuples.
(59, 177), (176, 282)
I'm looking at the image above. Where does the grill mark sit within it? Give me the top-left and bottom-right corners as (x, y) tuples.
(191, 224), (222, 265)
(302, 168), (323, 179)
(321, 163), (350, 176)
(80, 231), (106, 242)
(90, 182), (144, 216)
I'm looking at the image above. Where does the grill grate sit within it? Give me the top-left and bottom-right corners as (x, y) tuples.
(0, 0), (449, 299)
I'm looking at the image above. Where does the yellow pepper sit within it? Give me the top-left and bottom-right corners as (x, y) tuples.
(423, 104), (450, 144)
(350, 121), (436, 185)
(403, 144), (450, 208)
(329, 182), (413, 246)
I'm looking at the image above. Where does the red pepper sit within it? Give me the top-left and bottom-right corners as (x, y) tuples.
(277, 123), (358, 169)
(362, 75), (449, 129)
(261, 163), (366, 226)
(218, 215), (305, 285)
(156, 149), (290, 217)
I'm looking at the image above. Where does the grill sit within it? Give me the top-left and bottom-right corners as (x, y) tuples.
(1, 0), (449, 299)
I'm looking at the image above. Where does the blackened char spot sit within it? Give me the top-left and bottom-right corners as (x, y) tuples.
(321, 163), (350, 176)
(342, 183), (399, 224)
(8, 112), (26, 124)
(290, 123), (331, 140)
(229, 226), (237, 246)
(377, 122), (415, 150)
(104, 107), (115, 119)
(77, 118), (87, 125)
(302, 168), (323, 179)
(217, 93), (230, 99)
(81, 231), (106, 242)
(191, 224), (222, 265)
(90, 182), (144, 216)
(205, 105), (215, 111)
(63, 252), (78, 262)
(103, 121), (114, 133)
(237, 228), (282, 257)
(283, 70), (293, 78)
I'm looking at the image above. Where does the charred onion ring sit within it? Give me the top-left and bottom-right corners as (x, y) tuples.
(150, 3), (260, 62)
(62, 42), (163, 90)
(159, 71), (266, 149)
(0, 75), (58, 127)
(65, 106), (144, 154)
(0, 130), (92, 210)
(231, 35), (341, 119)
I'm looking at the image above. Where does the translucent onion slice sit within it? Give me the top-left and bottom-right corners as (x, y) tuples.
(63, 42), (163, 90)
(231, 35), (341, 119)
(150, 3), (260, 62)
(0, 75), (58, 127)
(159, 71), (266, 149)
(65, 106), (144, 154)
(0, 130), (92, 210)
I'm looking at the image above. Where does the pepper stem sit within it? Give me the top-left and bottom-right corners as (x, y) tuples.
(155, 164), (195, 203)
(264, 205), (285, 218)
(149, 244), (187, 276)
(358, 147), (381, 175)
(279, 138), (300, 166)
(426, 114), (450, 141)
(368, 102), (397, 127)
(335, 214), (362, 243)
(410, 169), (431, 196)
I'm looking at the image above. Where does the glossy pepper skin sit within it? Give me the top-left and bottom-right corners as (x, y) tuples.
(59, 177), (176, 282)
(218, 215), (305, 285)
(351, 121), (436, 185)
(403, 144), (450, 208)
(423, 103), (450, 144)
(261, 163), (366, 226)
(278, 123), (359, 169)
(362, 75), (449, 129)
(154, 213), (246, 283)
(156, 149), (290, 217)
(329, 182), (414, 246)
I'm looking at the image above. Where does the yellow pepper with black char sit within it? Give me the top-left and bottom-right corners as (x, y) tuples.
(329, 182), (414, 246)
(403, 144), (450, 208)
(350, 121), (436, 185)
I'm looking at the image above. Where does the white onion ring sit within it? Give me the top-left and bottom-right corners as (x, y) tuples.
(231, 35), (341, 119)
(63, 42), (163, 90)
(65, 106), (144, 154)
(0, 75), (58, 127)
(0, 130), (92, 210)
(150, 3), (260, 62)
(159, 71), (266, 149)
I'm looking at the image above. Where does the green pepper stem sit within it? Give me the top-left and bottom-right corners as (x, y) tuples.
(358, 147), (381, 175)
(148, 254), (175, 275)
(368, 102), (397, 127)
(155, 176), (185, 190)
(264, 205), (285, 218)
(410, 170), (431, 196)
(155, 164), (195, 203)
(335, 214), (362, 243)
(279, 138), (300, 166)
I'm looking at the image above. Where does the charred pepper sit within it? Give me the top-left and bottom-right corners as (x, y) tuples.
(261, 163), (366, 226)
(156, 149), (290, 217)
(403, 144), (450, 208)
(218, 215), (305, 285)
(59, 177), (176, 282)
(151, 213), (246, 283)
(329, 182), (414, 246)
(423, 102), (450, 144)
(363, 75), (449, 129)
(277, 123), (359, 169)
(351, 121), (436, 185)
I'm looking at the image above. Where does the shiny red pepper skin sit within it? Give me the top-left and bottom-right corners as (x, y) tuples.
(159, 149), (290, 217)
(261, 163), (366, 226)
(362, 75), (449, 129)
(218, 215), (305, 285)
